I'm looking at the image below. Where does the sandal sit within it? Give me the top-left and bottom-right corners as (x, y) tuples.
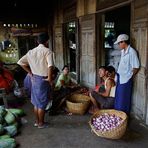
(34, 122), (38, 127)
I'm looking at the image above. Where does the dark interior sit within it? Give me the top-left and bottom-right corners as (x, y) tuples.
(104, 5), (131, 67)
(0, 0), (56, 24)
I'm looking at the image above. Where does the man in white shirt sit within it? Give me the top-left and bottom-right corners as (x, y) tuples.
(114, 34), (140, 114)
(17, 32), (54, 128)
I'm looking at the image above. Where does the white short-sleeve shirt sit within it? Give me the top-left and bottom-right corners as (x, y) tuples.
(17, 44), (54, 76)
(117, 45), (140, 84)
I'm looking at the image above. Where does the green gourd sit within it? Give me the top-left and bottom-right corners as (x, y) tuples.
(0, 124), (4, 135)
(4, 111), (16, 125)
(4, 125), (17, 137)
(8, 108), (25, 117)
(0, 106), (7, 117)
(0, 138), (16, 148)
(0, 135), (11, 139)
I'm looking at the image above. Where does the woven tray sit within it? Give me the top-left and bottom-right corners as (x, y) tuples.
(66, 93), (90, 115)
(89, 109), (127, 139)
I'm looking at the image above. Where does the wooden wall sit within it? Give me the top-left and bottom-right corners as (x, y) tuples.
(131, 0), (148, 123)
(77, 0), (96, 17)
(53, 0), (64, 71)
(52, 0), (148, 124)
(53, 25), (64, 71)
(85, 0), (96, 14)
(97, 0), (129, 10)
(63, 3), (76, 22)
(79, 14), (96, 87)
(77, 0), (97, 87)
(77, 0), (85, 17)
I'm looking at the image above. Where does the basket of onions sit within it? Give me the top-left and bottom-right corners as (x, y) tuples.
(89, 109), (127, 139)
(66, 93), (90, 115)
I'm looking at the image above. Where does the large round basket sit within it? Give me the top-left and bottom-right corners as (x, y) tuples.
(66, 93), (90, 115)
(89, 109), (127, 139)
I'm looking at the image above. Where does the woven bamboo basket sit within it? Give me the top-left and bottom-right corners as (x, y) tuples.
(66, 93), (90, 115)
(89, 109), (127, 139)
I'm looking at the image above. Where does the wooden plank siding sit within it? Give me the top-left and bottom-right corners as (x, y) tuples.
(131, 0), (148, 123)
(53, 25), (64, 71)
(97, 0), (130, 11)
(79, 14), (96, 87)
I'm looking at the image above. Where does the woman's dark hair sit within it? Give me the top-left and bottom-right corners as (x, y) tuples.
(98, 66), (107, 71)
(62, 65), (69, 71)
(53, 67), (59, 76)
(52, 67), (60, 80)
(106, 66), (116, 73)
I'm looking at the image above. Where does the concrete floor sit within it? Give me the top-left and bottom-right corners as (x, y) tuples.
(15, 99), (148, 148)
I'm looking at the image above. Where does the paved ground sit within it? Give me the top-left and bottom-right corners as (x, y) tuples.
(15, 99), (148, 148)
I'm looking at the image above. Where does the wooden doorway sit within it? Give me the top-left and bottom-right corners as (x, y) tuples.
(97, 5), (131, 70)
(79, 14), (96, 88)
(63, 20), (78, 80)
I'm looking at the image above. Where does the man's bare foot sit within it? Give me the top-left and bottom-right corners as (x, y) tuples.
(89, 106), (99, 114)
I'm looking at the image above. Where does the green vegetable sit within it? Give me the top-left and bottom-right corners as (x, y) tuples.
(8, 108), (25, 117)
(0, 106), (7, 117)
(2, 121), (7, 127)
(0, 124), (4, 135)
(4, 111), (16, 125)
(0, 115), (4, 124)
(0, 138), (16, 148)
(4, 125), (17, 137)
(0, 135), (11, 139)
(12, 122), (19, 128)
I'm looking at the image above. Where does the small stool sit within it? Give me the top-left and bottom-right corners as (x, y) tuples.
(0, 88), (8, 108)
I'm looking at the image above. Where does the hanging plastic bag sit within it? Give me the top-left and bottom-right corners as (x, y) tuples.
(13, 80), (23, 98)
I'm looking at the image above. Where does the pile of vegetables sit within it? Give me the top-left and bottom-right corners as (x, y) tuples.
(92, 113), (123, 132)
(0, 106), (25, 148)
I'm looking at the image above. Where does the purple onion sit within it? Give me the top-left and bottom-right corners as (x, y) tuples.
(92, 113), (123, 131)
